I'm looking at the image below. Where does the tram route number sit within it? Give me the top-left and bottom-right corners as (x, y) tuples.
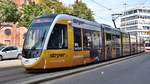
(49, 53), (65, 58)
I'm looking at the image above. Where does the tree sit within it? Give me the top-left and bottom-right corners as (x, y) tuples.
(19, 0), (73, 27)
(18, 0), (95, 27)
(72, 0), (95, 21)
(0, 0), (20, 23)
(38, 0), (72, 14)
(19, 3), (44, 27)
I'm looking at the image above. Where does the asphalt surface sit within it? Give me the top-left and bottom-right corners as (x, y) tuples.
(0, 67), (35, 84)
(43, 52), (150, 84)
(0, 65), (64, 84)
(0, 52), (148, 84)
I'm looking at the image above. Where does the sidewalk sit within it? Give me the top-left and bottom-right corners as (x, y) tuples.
(0, 59), (21, 68)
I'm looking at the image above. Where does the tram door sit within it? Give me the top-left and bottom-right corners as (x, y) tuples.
(73, 28), (84, 66)
(122, 33), (130, 56)
(46, 20), (73, 68)
(105, 33), (112, 60)
(111, 35), (121, 58)
(73, 28), (100, 65)
(105, 33), (121, 60)
(91, 31), (102, 62)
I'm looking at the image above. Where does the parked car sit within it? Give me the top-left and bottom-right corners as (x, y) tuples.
(0, 46), (22, 61)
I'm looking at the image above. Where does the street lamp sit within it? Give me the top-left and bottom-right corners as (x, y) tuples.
(111, 13), (122, 28)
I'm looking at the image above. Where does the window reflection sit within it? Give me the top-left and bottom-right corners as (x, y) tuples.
(47, 24), (68, 49)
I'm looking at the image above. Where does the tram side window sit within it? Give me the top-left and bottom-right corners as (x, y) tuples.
(116, 35), (121, 47)
(47, 24), (68, 49)
(74, 28), (82, 50)
(106, 33), (111, 47)
(106, 33), (111, 41)
(83, 29), (92, 50)
(112, 35), (120, 48)
(92, 32), (100, 49)
(111, 35), (116, 48)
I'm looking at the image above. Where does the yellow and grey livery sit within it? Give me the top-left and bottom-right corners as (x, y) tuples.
(21, 14), (144, 71)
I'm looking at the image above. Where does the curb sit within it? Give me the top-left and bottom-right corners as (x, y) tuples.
(21, 53), (144, 84)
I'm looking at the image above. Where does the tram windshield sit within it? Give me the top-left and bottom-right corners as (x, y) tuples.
(22, 16), (56, 58)
(24, 21), (51, 50)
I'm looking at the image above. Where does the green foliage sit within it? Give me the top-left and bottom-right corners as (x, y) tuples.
(72, 1), (95, 21)
(37, 0), (54, 14)
(19, 0), (73, 27)
(39, 0), (72, 14)
(0, 0), (95, 27)
(19, 3), (44, 27)
(0, 0), (20, 23)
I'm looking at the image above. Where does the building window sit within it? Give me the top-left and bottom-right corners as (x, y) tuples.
(134, 9), (137, 13)
(4, 29), (11, 36)
(121, 15), (138, 22)
(121, 20), (138, 26)
(125, 26), (138, 30)
(138, 9), (150, 13)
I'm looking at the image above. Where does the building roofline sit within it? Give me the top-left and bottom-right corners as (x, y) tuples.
(123, 6), (150, 12)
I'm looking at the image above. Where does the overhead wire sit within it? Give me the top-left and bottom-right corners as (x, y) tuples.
(89, 0), (115, 13)
(83, 0), (113, 21)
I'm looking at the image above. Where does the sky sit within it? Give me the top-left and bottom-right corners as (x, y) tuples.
(59, 0), (150, 27)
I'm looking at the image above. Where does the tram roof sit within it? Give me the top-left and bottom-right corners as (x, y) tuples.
(37, 14), (58, 18)
(37, 14), (121, 33)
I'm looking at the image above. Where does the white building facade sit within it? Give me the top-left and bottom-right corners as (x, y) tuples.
(120, 7), (150, 40)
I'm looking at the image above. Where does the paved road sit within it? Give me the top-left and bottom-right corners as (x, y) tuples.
(0, 59), (40, 84)
(0, 52), (148, 84)
(44, 52), (150, 84)
(0, 66), (36, 84)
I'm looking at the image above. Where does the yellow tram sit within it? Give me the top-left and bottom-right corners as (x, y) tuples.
(21, 14), (144, 70)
